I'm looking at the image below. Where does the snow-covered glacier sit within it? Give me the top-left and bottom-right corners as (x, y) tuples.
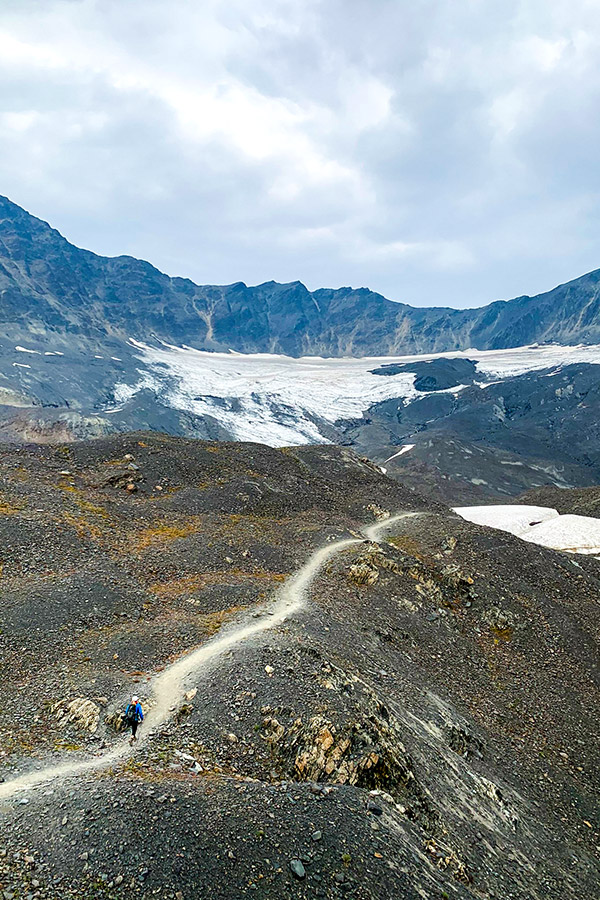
(112, 341), (600, 447)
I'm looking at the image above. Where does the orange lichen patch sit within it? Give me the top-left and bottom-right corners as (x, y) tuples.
(57, 481), (112, 519)
(199, 605), (245, 636)
(490, 625), (514, 643)
(386, 534), (426, 560)
(132, 518), (203, 550)
(6, 465), (29, 482)
(58, 481), (78, 492)
(149, 570), (288, 600)
(147, 485), (184, 501)
(62, 513), (104, 542)
(0, 496), (24, 515)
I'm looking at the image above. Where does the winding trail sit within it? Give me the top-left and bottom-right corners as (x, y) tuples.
(0, 512), (418, 802)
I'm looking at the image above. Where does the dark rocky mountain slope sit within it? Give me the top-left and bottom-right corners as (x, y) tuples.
(0, 434), (598, 899)
(518, 484), (600, 517)
(2, 195), (600, 359)
(351, 362), (600, 502)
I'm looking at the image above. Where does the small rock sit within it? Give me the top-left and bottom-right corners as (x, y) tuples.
(185, 689), (197, 702)
(289, 859), (305, 880)
(114, 875), (123, 886)
(265, 666), (274, 676)
(367, 800), (383, 815)
(311, 831), (322, 842)
(227, 733), (238, 743)
(126, 483), (137, 493)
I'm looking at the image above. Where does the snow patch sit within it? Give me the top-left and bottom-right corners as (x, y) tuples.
(15, 346), (40, 354)
(454, 505), (559, 537)
(383, 444), (415, 464)
(454, 504), (600, 555)
(522, 515), (600, 555)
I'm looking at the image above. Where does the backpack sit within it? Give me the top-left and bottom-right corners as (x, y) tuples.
(124, 703), (137, 726)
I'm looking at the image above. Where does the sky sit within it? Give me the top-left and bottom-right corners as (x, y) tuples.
(1, 0), (600, 308)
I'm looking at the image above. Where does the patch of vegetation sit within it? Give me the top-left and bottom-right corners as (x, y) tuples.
(133, 518), (203, 550)
(490, 625), (513, 643)
(104, 457), (133, 467)
(386, 534), (426, 560)
(0, 496), (24, 515)
(149, 571), (287, 601)
(6, 465), (29, 482)
(58, 481), (111, 516)
(62, 512), (104, 541)
(200, 605), (246, 637)
(53, 739), (82, 752)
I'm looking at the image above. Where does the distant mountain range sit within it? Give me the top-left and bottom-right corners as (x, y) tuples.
(2, 195), (600, 503)
(2, 194), (600, 358)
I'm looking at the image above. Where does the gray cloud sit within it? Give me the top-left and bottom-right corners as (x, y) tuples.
(1, 0), (599, 307)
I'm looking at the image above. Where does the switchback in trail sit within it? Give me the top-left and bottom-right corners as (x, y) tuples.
(0, 512), (419, 802)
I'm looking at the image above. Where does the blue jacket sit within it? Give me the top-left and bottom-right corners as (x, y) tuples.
(127, 702), (144, 722)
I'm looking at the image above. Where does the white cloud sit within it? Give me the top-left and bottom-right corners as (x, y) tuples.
(0, 0), (600, 307)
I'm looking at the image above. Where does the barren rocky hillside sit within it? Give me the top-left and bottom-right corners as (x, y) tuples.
(0, 434), (598, 899)
(518, 484), (600, 519)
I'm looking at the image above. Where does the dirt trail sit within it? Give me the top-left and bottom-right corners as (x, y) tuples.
(0, 512), (418, 801)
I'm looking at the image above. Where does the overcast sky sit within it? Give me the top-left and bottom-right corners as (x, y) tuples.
(1, 0), (600, 308)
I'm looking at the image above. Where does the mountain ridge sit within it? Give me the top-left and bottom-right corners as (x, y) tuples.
(2, 194), (600, 357)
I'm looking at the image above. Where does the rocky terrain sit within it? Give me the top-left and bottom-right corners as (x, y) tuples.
(358, 361), (600, 503)
(518, 485), (600, 518)
(0, 433), (598, 899)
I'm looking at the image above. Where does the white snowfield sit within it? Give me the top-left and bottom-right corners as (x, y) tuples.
(523, 515), (600, 555)
(454, 505), (600, 555)
(114, 341), (600, 447)
(452, 505), (559, 537)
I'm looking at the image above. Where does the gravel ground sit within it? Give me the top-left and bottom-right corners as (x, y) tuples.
(0, 433), (598, 899)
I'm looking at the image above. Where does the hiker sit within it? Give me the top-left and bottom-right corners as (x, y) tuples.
(124, 695), (144, 745)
